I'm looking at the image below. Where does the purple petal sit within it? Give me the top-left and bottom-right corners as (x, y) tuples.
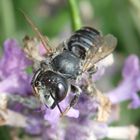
(75, 93), (99, 117)
(0, 39), (33, 95)
(44, 95), (79, 125)
(122, 55), (140, 79)
(107, 55), (140, 109)
(65, 124), (92, 140)
(25, 118), (42, 135)
(107, 81), (132, 103)
(42, 125), (65, 140)
(128, 93), (140, 109)
(65, 121), (108, 140)
(0, 39), (32, 78)
(66, 107), (79, 118)
(44, 107), (60, 125)
(0, 72), (32, 95)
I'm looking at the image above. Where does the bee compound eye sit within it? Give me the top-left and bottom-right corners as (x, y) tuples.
(55, 83), (67, 101)
(58, 83), (65, 91)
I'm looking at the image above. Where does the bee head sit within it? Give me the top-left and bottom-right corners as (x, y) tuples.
(34, 70), (69, 109)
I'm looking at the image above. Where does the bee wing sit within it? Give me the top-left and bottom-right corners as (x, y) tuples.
(21, 10), (53, 55)
(92, 34), (117, 64)
(82, 34), (117, 72)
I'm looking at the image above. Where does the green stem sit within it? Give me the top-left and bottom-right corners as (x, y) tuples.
(68, 0), (82, 31)
(0, 0), (16, 38)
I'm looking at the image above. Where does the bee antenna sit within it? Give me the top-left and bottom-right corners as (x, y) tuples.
(19, 9), (52, 54)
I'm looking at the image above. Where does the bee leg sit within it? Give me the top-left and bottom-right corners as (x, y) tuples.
(70, 85), (81, 107)
(61, 85), (81, 116)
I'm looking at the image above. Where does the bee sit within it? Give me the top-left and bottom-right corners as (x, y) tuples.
(22, 11), (117, 115)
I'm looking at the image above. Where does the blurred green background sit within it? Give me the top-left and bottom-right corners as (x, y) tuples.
(0, 0), (140, 139)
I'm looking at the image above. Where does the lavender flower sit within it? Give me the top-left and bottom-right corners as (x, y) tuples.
(65, 121), (108, 140)
(107, 55), (140, 109)
(41, 124), (65, 140)
(75, 93), (99, 119)
(0, 39), (32, 95)
(25, 117), (43, 135)
(0, 38), (138, 140)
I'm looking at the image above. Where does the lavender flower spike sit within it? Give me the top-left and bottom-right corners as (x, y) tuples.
(0, 39), (32, 95)
(65, 121), (108, 140)
(107, 55), (140, 109)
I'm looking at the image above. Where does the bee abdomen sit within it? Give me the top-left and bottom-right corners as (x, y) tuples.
(67, 27), (101, 59)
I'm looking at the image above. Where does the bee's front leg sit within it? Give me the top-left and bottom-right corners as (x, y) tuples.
(61, 85), (81, 116)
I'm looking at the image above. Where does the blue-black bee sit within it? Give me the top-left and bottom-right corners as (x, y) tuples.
(22, 12), (117, 115)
